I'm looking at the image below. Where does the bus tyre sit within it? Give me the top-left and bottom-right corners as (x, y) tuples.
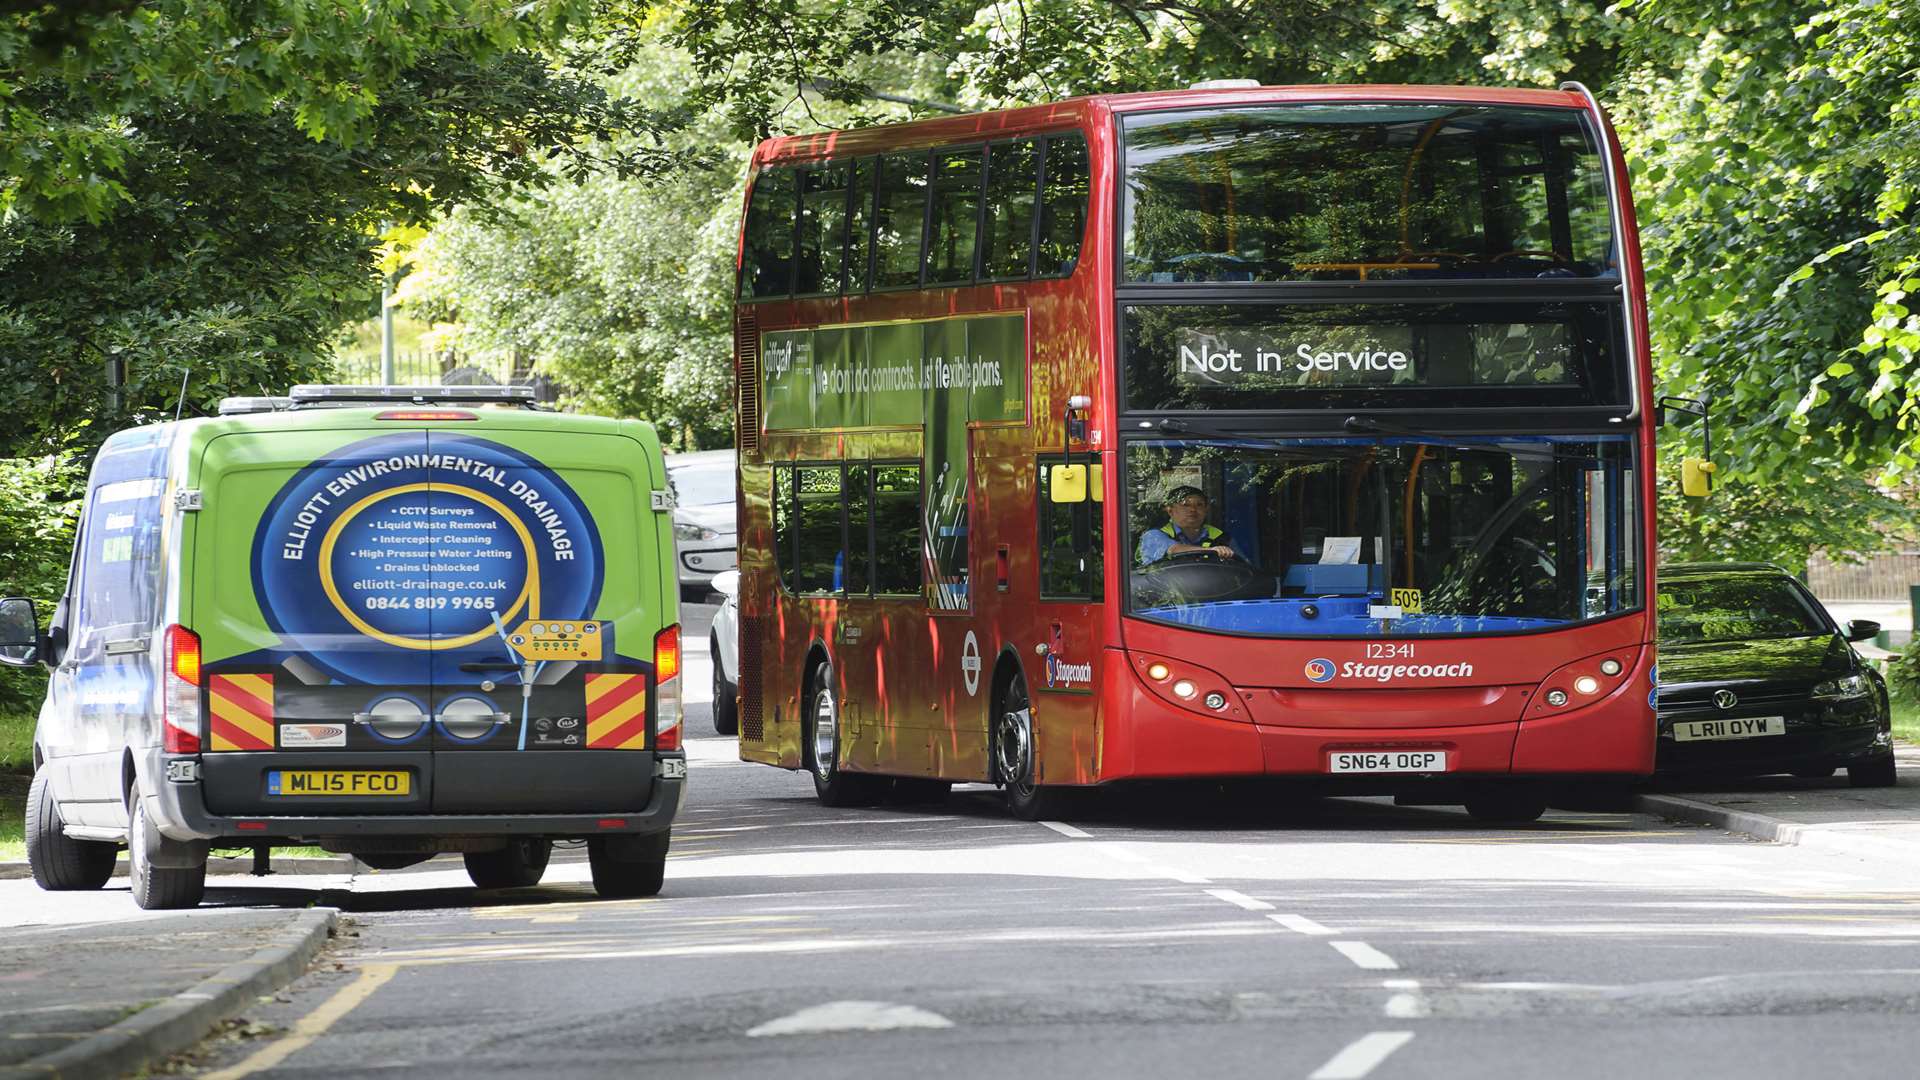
(464, 838), (553, 889)
(1849, 754), (1898, 788)
(129, 794), (205, 910)
(1463, 789), (1548, 825)
(25, 769), (115, 892)
(589, 830), (668, 898)
(712, 630), (739, 736)
(806, 660), (884, 807)
(996, 672), (1070, 821)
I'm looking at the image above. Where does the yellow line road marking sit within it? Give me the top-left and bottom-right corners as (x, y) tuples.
(200, 963), (398, 1080)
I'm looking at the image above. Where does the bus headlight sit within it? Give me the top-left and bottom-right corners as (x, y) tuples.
(1599, 659), (1622, 676)
(1574, 676), (1600, 695)
(1172, 680), (1197, 699)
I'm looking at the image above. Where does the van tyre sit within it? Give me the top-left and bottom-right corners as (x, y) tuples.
(1463, 789), (1548, 824)
(129, 795), (205, 909)
(464, 838), (553, 889)
(589, 830), (668, 898)
(806, 660), (885, 807)
(996, 672), (1072, 821)
(712, 630), (739, 736)
(25, 769), (115, 892)
(1849, 754), (1898, 788)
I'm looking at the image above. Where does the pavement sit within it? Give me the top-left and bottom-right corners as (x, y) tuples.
(1639, 743), (1920, 861)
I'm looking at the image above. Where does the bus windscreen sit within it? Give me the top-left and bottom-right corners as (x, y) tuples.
(1125, 436), (1640, 637)
(1121, 104), (1615, 283)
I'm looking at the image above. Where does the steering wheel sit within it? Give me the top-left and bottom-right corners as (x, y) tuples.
(1492, 249), (1572, 264)
(1134, 551), (1276, 605)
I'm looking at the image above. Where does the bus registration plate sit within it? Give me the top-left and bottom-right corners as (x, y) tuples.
(268, 770), (411, 796)
(1327, 751), (1448, 774)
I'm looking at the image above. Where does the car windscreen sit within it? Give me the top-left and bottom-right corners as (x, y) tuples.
(1123, 435), (1640, 637)
(1121, 103), (1615, 283)
(1657, 576), (1829, 645)
(667, 461), (735, 507)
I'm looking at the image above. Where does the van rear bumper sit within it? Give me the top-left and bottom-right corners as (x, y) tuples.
(141, 748), (685, 842)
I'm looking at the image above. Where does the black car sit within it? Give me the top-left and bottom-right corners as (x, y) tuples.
(1656, 563), (1895, 786)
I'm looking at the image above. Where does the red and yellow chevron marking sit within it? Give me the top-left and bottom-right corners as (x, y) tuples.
(584, 673), (647, 750)
(208, 673), (274, 752)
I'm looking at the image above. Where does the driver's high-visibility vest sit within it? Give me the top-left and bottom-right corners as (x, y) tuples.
(1159, 522), (1225, 546)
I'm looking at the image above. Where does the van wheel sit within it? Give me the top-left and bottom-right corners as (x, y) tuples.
(712, 630), (739, 736)
(464, 838), (553, 889)
(806, 660), (884, 807)
(129, 795), (205, 910)
(996, 672), (1071, 821)
(25, 769), (114, 891)
(589, 831), (668, 898)
(1849, 754), (1898, 788)
(1463, 790), (1548, 824)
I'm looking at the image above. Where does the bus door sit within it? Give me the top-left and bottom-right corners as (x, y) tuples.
(423, 430), (655, 814)
(1032, 453), (1106, 785)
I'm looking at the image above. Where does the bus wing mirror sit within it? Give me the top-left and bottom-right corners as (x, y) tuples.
(1680, 457), (1716, 498)
(1050, 464), (1088, 504)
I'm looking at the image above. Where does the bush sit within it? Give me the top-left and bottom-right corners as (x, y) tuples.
(0, 455), (82, 711)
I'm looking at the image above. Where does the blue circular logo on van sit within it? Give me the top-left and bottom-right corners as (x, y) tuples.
(1305, 658), (1337, 683)
(252, 433), (605, 685)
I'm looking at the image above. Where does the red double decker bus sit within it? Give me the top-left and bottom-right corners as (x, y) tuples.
(729, 83), (1656, 822)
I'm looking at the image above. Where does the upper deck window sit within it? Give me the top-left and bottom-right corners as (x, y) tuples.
(1121, 104), (1614, 284)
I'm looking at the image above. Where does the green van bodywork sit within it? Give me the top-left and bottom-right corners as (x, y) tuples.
(14, 400), (684, 904)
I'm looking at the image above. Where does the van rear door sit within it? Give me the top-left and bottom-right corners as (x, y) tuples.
(197, 429), (436, 816)
(423, 430), (660, 814)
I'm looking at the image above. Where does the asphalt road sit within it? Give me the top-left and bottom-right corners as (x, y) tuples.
(12, 601), (1920, 1078)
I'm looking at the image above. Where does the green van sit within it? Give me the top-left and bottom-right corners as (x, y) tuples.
(0, 386), (686, 908)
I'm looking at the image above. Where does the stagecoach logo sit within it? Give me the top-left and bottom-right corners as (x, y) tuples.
(1305, 659), (1475, 684)
(1714, 689), (1739, 710)
(1045, 654), (1093, 688)
(1305, 658), (1337, 683)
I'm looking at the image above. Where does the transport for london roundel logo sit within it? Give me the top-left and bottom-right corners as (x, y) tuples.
(1304, 658), (1336, 683)
(252, 433), (605, 685)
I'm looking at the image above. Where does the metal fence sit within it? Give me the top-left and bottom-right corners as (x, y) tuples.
(1808, 550), (1920, 601)
(327, 350), (558, 402)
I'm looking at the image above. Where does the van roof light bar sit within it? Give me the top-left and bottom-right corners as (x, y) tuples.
(287, 385), (539, 407)
(217, 396), (293, 415)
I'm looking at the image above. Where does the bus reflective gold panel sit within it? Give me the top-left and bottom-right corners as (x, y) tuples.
(209, 673), (274, 751)
(584, 673), (648, 749)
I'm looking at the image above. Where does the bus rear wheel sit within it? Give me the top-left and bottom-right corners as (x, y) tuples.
(806, 660), (885, 807)
(996, 672), (1071, 821)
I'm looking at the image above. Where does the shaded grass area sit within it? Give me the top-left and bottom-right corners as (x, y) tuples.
(2, 710), (30, 860)
(1892, 689), (1920, 745)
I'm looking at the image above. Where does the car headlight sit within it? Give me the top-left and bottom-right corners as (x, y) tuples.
(1812, 674), (1871, 699)
(675, 522), (719, 542)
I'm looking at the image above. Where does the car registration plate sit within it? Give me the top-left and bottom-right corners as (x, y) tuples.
(1328, 750), (1449, 774)
(1672, 716), (1786, 742)
(267, 770), (411, 796)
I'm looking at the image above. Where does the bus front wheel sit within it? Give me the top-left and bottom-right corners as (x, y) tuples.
(1463, 787), (1548, 825)
(996, 672), (1071, 821)
(806, 660), (885, 807)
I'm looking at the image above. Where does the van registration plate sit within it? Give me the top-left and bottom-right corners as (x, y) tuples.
(268, 770), (411, 796)
(1327, 750), (1449, 773)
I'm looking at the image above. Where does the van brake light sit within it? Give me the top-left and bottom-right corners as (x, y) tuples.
(163, 625), (203, 754)
(375, 410), (477, 421)
(654, 624), (682, 752)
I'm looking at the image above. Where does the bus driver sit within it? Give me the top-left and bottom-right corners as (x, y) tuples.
(1137, 485), (1248, 566)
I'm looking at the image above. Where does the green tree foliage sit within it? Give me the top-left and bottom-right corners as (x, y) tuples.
(1, 1), (674, 458)
(0, 456), (83, 710)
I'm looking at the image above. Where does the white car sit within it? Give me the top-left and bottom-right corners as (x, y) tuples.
(710, 569), (740, 735)
(665, 449), (737, 598)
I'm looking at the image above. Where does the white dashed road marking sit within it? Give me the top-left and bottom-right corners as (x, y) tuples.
(1039, 820), (1093, 839)
(1330, 941), (1400, 970)
(746, 1001), (955, 1037)
(1309, 1031), (1416, 1079)
(1269, 913), (1337, 936)
(1381, 979), (1429, 1018)
(1205, 888), (1276, 912)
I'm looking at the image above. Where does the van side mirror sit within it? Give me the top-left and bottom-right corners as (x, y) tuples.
(0, 597), (43, 668)
(1845, 619), (1881, 643)
(1049, 464), (1088, 504)
(1681, 457), (1716, 498)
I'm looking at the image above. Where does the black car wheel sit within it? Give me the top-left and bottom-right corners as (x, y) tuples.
(1848, 753), (1898, 788)
(712, 630), (739, 736)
